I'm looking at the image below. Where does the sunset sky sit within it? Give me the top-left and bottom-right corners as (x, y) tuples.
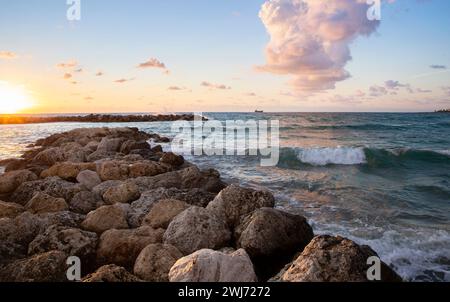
(0, 0), (450, 113)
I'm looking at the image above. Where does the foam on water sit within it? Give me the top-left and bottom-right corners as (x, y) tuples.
(295, 147), (367, 166)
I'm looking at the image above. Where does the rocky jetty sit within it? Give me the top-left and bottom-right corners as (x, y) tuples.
(0, 127), (402, 282)
(0, 113), (205, 125)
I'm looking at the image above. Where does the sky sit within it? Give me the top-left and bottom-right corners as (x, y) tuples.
(0, 0), (449, 113)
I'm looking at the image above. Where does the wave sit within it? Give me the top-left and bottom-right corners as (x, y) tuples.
(278, 147), (450, 167)
(301, 123), (409, 131)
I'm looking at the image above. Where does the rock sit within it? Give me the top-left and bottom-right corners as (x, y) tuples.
(0, 170), (38, 194)
(97, 137), (126, 152)
(85, 141), (99, 152)
(133, 243), (183, 282)
(11, 176), (84, 205)
(40, 162), (96, 180)
(130, 166), (225, 194)
(25, 192), (69, 214)
(0, 251), (68, 282)
(160, 152), (184, 167)
(69, 191), (104, 214)
(129, 149), (161, 161)
(128, 161), (170, 178)
(235, 208), (314, 280)
(103, 182), (140, 204)
(273, 235), (402, 282)
(169, 249), (257, 282)
(87, 150), (118, 162)
(97, 160), (129, 181)
(96, 226), (165, 269)
(120, 140), (150, 154)
(91, 180), (122, 199)
(33, 147), (66, 166)
(142, 199), (190, 229)
(163, 206), (231, 255)
(76, 170), (102, 190)
(82, 264), (142, 282)
(151, 145), (163, 153)
(81, 204), (129, 234)
(127, 187), (216, 228)
(206, 185), (275, 229)
(0, 200), (24, 218)
(28, 225), (98, 263)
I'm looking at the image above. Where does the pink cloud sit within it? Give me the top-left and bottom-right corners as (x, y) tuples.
(0, 51), (18, 59)
(201, 81), (231, 90)
(57, 60), (78, 68)
(137, 58), (167, 70)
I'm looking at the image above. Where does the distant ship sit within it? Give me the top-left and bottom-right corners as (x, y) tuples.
(255, 110), (264, 113)
(435, 109), (450, 113)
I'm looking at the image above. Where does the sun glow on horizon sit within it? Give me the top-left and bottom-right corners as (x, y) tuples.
(0, 81), (35, 114)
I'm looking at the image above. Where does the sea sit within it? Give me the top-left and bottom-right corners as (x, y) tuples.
(0, 112), (449, 281)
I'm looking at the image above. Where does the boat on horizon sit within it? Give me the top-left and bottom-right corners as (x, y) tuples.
(255, 110), (264, 113)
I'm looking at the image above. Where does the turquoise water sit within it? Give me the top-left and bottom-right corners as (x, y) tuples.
(0, 112), (449, 281)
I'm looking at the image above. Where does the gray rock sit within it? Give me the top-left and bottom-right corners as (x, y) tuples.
(76, 170), (102, 190)
(81, 204), (129, 234)
(142, 199), (190, 229)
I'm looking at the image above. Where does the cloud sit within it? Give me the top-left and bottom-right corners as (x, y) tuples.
(201, 81), (231, 90)
(84, 96), (94, 100)
(430, 65), (447, 70)
(74, 68), (83, 73)
(416, 88), (432, 93)
(114, 78), (135, 83)
(57, 60), (78, 68)
(0, 51), (18, 59)
(168, 86), (186, 91)
(257, 0), (380, 91)
(369, 85), (388, 97)
(137, 58), (168, 71)
(63, 73), (73, 80)
(384, 80), (413, 93)
(95, 71), (104, 76)
(245, 92), (257, 97)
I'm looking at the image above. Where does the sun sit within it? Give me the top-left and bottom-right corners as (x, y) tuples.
(0, 81), (35, 114)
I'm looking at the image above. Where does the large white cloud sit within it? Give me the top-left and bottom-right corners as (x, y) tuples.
(258, 0), (380, 91)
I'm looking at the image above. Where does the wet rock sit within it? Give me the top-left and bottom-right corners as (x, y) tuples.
(0, 200), (24, 218)
(96, 226), (165, 269)
(82, 264), (142, 282)
(97, 160), (129, 181)
(28, 225), (98, 262)
(0, 169), (38, 194)
(97, 137), (126, 152)
(11, 176), (84, 205)
(0, 250), (68, 282)
(133, 243), (183, 282)
(128, 161), (170, 178)
(160, 152), (184, 167)
(206, 185), (275, 229)
(103, 182), (140, 204)
(69, 191), (104, 214)
(142, 199), (190, 229)
(169, 249), (257, 282)
(272, 235), (402, 282)
(81, 204), (129, 234)
(235, 208), (314, 280)
(163, 206), (231, 255)
(25, 192), (69, 214)
(76, 170), (102, 190)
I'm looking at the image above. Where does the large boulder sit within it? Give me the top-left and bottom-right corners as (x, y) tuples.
(69, 191), (104, 215)
(206, 185), (275, 229)
(159, 152), (184, 167)
(96, 226), (165, 269)
(0, 250), (68, 282)
(102, 182), (140, 204)
(25, 192), (69, 214)
(120, 140), (150, 155)
(235, 208), (314, 280)
(33, 147), (66, 166)
(76, 170), (102, 190)
(0, 200), (24, 218)
(40, 162), (96, 180)
(142, 199), (190, 229)
(97, 137), (126, 152)
(169, 249), (257, 282)
(96, 161), (129, 181)
(28, 225), (98, 263)
(81, 204), (129, 234)
(133, 243), (183, 282)
(128, 161), (170, 178)
(163, 206), (231, 255)
(11, 176), (84, 205)
(82, 264), (142, 282)
(127, 187), (216, 228)
(0, 170), (37, 194)
(272, 235), (402, 282)
(91, 180), (122, 199)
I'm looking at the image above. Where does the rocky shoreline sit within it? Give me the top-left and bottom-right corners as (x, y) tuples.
(0, 113), (204, 125)
(0, 127), (402, 282)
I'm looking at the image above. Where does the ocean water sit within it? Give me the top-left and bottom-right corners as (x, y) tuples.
(0, 112), (449, 281)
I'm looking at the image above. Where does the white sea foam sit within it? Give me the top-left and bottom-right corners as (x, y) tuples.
(296, 147), (367, 166)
